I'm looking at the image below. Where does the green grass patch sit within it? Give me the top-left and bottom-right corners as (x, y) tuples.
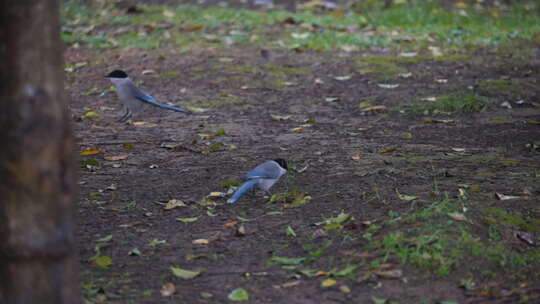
(476, 79), (529, 100)
(481, 207), (539, 233)
(354, 56), (408, 81)
(61, 0), (540, 50)
(411, 93), (486, 115)
(361, 197), (540, 280)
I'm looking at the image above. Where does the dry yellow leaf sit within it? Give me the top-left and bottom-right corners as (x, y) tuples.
(224, 221), (238, 227)
(160, 283), (176, 296)
(80, 148), (101, 156)
(448, 212), (466, 221)
(454, 1), (467, 8)
(373, 269), (403, 279)
(321, 278), (337, 288)
(164, 199), (186, 210)
(192, 239), (209, 245)
(379, 147), (395, 153)
(199, 200), (217, 207)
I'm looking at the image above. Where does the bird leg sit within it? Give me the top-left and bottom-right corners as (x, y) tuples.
(118, 107), (132, 123)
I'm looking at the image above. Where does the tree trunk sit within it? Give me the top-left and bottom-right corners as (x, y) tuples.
(0, 0), (79, 303)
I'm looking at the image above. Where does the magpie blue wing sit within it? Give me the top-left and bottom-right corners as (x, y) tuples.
(245, 161), (281, 180)
(132, 85), (190, 113)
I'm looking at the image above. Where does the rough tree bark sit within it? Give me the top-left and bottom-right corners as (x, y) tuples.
(0, 0), (79, 303)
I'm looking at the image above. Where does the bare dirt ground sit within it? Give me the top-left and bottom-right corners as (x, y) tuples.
(69, 36), (540, 303)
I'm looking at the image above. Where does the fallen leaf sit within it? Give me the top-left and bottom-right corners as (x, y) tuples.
(65, 61), (87, 73)
(292, 127), (304, 132)
(176, 217), (198, 223)
(398, 193), (418, 201)
(339, 285), (351, 293)
(324, 97), (339, 102)
(236, 224), (246, 236)
(198, 133), (214, 140)
(399, 52), (417, 57)
(92, 256), (112, 268)
(170, 266), (202, 279)
(198, 200), (217, 207)
(104, 153), (129, 161)
(291, 32), (310, 39)
(281, 281), (301, 288)
(399, 72), (412, 78)
(495, 192), (521, 200)
(205, 142), (224, 153)
(334, 75), (352, 81)
(321, 278), (337, 288)
(228, 288), (249, 301)
(185, 106), (208, 113)
(160, 283), (176, 296)
(334, 264), (359, 277)
(186, 24), (204, 31)
(448, 212), (466, 222)
(284, 195), (312, 208)
(372, 296), (388, 304)
(423, 119), (455, 124)
(148, 239), (166, 247)
(377, 83), (399, 89)
(218, 57), (234, 62)
(340, 45), (358, 52)
(192, 239), (209, 245)
(128, 248), (141, 256)
(401, 132), (413, 139)
(163, 9), (175, 18)
(80, 148), (102, 156)
(200, 292), (213, 299)
(296, 164), (309, 173)
(142, 69), (157, 75)
(373, 269), (402, 279)
(455, 1), (467, 8)
(379, 147), (395, 153)
(286, 226), (296, 237)
(224, 221), (238, 227)
(500, 101), (512, 109)
(208, 191), (226, 197)
(352, 152), (361, 160)
(132, 121), (157, 127)
(164, 199), (186, 210)
(358, 101), (372, 109)
(96, 234), (113, 243)
(271, 114), (292, 121)
(315, 270), (329, 276)
(82, 110), (101, 120)
(361, 105), (387, 113)
(428, 46), (443, 57)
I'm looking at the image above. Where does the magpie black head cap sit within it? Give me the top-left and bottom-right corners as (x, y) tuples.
(274, 158), (288, 170)
(106, 70), (128, 78)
